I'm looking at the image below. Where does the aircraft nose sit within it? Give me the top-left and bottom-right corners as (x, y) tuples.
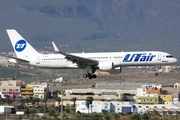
(174, 58), (178, 64)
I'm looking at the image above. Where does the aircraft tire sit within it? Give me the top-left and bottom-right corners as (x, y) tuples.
(88, 75), (93, 79)
(154, 73), (158, 76)
(83, 74), (87, 78)
(92, 74), (97, 78)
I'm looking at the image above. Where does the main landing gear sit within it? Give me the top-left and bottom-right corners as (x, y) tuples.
(83, 73), (97, 79)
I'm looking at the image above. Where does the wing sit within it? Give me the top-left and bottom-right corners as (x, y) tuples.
(64, 53), (98, 67)
(52, 42), (98, 68)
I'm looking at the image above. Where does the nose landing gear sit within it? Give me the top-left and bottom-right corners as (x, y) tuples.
(154, 73), (158, 76)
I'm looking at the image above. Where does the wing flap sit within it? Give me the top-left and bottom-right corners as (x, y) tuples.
(65, 54), (98, 66)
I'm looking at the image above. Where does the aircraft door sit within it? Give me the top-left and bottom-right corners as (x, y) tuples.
(36, 56), (40, 64)
(157, 53), (161, 61)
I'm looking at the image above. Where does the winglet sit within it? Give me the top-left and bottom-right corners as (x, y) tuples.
(52, 41), (66, 56)
(52, 41), (59, 52)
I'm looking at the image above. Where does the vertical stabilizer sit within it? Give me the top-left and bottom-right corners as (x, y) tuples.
(6, 29), (39, 59)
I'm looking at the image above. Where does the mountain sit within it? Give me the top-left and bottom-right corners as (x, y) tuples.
(0, 0), (180, 57)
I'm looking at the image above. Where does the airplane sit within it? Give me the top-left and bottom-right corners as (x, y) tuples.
(6, 29), (177, 79)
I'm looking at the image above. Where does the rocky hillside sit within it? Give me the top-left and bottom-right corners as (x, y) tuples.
(0, 0), (180, 57)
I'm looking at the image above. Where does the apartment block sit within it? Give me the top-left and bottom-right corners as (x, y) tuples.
(27, 82), (48, 99)
(21, 86), (34, 98)
(0, 80), (22, 99)
(136, 95), (159, 104)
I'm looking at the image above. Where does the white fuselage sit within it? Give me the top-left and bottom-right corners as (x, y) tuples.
(6, 29), (178, 78)
(19, 51), (177, 70)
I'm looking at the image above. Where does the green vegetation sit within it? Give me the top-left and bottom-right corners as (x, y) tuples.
(0, 66), (84, 82)
(0, 67), (34, 79)
(71, 97), (77, 107)
(56, 97), (61, 112)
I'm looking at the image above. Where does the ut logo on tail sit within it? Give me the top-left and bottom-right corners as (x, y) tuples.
(15, 40), (27, 52)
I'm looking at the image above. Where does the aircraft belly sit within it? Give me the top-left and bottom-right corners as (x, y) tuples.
(120, 61), (156, 66)
(121, 61), (173, 66)
(35, 61), (77, 69)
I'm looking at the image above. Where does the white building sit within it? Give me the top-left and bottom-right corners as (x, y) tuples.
(65, 88), (136, 100)
(101, 101), (111, 113)
(110, 101), (133, 113)
(0, 106), (16, 114)
(136, 88), (146, 96)
(75, 100), (134, 114)
(75, 100), (111, 113)
(52, 77), (64, 83)
(92, 101), (102, 113)
(75, 100), (93, 113)
(174, 83), (180, 88)
(133, 104), (180, 115)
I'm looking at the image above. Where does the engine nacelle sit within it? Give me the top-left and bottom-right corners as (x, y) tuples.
(98, 62), (114, 70)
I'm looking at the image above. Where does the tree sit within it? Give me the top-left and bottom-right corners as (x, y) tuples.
(34, 97), (41, 106)
(25, 98), (30, 105)
(65, 104), (71, 113)
(19, 98), (26, 107)
(49, 109), (55, 116)
(17, 104), (24, 111)
(56, 97), (61, 112)
(122, 96), (129, 101)
(141, 113), (149, 120)
(42, 98), (48, 108)
(71, 97), (77, 107)
(24, 108), (30, 118)
(30, 108), (36, 119)
(130, 113), (140, 120)
(86, 97), (94, 114)
(28, 97), (36, 105)
(6, 96), (12, 105)
(0, 99), (5, 105)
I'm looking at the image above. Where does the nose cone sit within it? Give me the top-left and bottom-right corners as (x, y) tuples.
(173, 58), (178, 64)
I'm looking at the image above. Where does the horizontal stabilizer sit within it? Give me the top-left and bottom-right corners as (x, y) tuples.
(6, 56), (29, 62)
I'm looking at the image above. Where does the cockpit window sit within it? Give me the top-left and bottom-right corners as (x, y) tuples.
(166, 55), (173, 58)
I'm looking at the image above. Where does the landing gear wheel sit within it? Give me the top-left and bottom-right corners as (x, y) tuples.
(88, 73), (91, 77)
(154, 73), (158, 76)
(88, 75), (93, 79)
(83, 74), (87, 78)
(92, 74), (97, 78)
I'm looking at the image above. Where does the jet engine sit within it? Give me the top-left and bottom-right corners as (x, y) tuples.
(98, 62), (114, 70)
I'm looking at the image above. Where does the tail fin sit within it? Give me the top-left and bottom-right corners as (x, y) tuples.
(6, 29), (39, 59)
